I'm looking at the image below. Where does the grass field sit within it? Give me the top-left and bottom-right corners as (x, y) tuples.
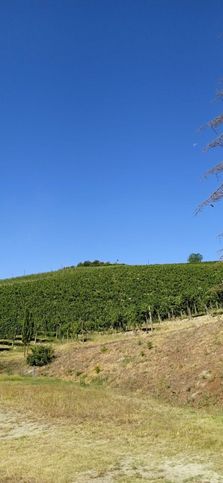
(1, 375), (223, 482)
(1, 317), (223, 482)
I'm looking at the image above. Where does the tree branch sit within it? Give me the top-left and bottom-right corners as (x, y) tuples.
(195, 183), (223, 214)
(204, 133), (223, 151)
(204, 162), (223, 177)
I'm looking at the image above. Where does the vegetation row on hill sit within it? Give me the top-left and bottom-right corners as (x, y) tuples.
(0, 262), (223, 339)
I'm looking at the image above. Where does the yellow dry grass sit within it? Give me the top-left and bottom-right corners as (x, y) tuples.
(1, 316), (223, 481)
(0, 375), (223, 482)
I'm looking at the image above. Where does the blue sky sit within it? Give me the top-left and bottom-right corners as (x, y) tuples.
(0, 0), (223, 277)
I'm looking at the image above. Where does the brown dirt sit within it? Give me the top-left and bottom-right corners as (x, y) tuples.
(35, 314), (223, 408)
(75, 455), (223, 482)
(0, 409), (47, 440)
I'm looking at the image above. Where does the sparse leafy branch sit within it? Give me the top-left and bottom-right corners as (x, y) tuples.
(197, 86), (223, 213)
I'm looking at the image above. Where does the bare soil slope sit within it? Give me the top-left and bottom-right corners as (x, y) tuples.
(38, 315), (223, 407)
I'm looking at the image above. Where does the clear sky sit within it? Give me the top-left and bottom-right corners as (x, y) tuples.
(1, 0), (223, 278)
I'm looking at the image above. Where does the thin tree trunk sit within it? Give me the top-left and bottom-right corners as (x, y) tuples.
(149, 307), (153, 332)
(187, 305), (192, 319)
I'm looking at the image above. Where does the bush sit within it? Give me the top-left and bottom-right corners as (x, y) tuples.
(187, 253), (203, 263)
(147, 341), (153, 350)
(27, 345), (54, 366)
(100, 346), (108, 353)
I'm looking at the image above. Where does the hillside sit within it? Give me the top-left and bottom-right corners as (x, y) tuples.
(1, 315), (223, 481)
(1, 314), (223, 409)
(30, 314), (221, 408)
(1, 262), (223, 338)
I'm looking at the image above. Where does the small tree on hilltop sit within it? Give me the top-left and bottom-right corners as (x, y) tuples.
(188, 253), (203, 263)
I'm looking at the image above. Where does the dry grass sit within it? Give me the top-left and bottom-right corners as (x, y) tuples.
(1, 316), (223, 481)
(1, 375), (223, 482)
(32, 314), (223, 408)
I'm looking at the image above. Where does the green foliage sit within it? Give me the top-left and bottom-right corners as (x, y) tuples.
(100, 346), (108, 353)
(206, 283), (223, 306)
(147, 341), (153, 350)
(188, 253), (203, 263)
(22, 309), (34, 348)
(77, 260), (123, 267)
(0, 262), (222, 338)
(27, 345), (54, 366)
(95, 365), (101, 373)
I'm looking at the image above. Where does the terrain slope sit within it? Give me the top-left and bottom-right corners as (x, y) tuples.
(1, 316), (223, 481)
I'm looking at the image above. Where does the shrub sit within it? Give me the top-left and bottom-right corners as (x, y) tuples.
(27, 345), (54, 366)
(76, 370), (83, 377)
(100, 346), (108, 353)
(147, 341), (153, 350)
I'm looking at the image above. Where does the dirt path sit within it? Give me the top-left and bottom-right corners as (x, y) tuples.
(0, 409), (47, 440)
(76, 455), (223, 482)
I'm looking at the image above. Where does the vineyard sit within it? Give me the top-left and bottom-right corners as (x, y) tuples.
(0, 262), (223, 339)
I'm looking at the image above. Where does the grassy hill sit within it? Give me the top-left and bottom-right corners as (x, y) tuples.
(1, 313), (223, 408)
(0, 262), (223, 338)
(25, 314), (223, 408)
(1, 315), (223, 480)
(1, 264), (223, 481)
